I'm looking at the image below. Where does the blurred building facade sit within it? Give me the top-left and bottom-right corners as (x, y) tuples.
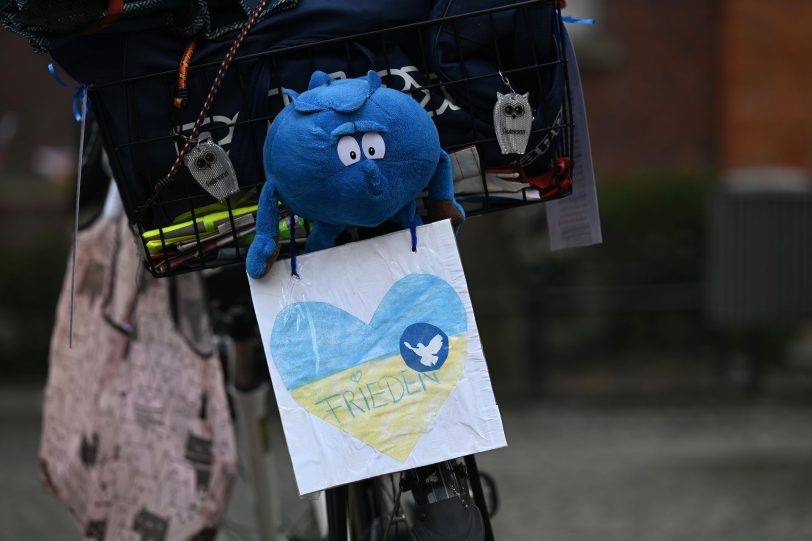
(0, 34), (77, 176)
(575, 0), (812, 177)
(722, 0), (812, 173)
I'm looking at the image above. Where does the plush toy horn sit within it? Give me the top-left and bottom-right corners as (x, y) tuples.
(367, 70), (382, 94)
(308, 70), (333, 89)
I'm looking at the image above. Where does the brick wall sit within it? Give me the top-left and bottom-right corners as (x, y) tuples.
(721, 0), (812, 174)
(578, 0), (721, 175)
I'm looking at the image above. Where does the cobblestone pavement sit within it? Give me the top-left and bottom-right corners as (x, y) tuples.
(2, 385), (811, 541)
(477, 402), (812, 541)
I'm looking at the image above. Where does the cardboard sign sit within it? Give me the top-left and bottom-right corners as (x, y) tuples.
(249, 220), (506, 494)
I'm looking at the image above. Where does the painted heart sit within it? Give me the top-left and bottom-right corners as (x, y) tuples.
(270, 274), (468, 462)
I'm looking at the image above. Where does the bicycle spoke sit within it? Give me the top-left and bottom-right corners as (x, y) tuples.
(382, 475), (405, 541)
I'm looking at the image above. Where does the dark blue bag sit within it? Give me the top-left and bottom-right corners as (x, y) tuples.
(0, 0), (297, 53)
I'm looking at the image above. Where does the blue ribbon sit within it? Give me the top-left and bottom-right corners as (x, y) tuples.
(72, 86), (91, 123)
(409, 213), (418, 252)
(48, 63), (91, 122)
(48, 63), (69, 87)
(562, 16), (596, 25)
(289, 213), (299, 277)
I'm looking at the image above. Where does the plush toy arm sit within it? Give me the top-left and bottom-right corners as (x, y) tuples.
(304, 221), (346, 253)
(427, 149), (455, 201)
(246, 181), (280, 279)
(425, 150), (465, 231)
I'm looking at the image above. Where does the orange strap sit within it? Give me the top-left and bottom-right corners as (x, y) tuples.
(82, 0), (125, 35)
(174, 38), (199, 109)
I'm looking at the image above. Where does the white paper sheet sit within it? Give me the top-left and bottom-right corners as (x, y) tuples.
(545, 29), (603, 250)
(248, 220), (506, 495)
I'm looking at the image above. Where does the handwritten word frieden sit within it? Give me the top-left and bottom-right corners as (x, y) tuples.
(313, 369), (441, 424)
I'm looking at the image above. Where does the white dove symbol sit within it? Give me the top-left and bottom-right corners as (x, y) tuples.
(403, 334), (444, 367)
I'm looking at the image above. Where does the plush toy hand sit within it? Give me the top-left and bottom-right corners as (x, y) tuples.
(246, 235), (280, 279)
(426, 199), (466, 232)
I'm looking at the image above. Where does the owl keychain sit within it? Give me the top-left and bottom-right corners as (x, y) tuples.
(184, 137), (240, 201)
(493, 71), (532, 155)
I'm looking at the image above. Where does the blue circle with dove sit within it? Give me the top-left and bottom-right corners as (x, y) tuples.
(399, 323), (449, 372)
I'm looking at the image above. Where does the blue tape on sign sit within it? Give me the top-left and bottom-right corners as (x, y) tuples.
(562, 16), (596, 24)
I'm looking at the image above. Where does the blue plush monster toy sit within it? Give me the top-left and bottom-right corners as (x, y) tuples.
(246, 70), (465, 278)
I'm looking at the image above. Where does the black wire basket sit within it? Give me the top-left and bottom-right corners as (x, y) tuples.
(89, 0), (574, 277)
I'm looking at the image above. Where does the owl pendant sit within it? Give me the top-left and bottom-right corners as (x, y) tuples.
(493, 92), (532, 155)
(184, 139), (240, 201)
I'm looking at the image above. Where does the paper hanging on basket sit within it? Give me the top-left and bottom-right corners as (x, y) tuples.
(248, 220), (506, 495)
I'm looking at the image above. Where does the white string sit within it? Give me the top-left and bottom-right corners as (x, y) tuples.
(69, 89), (88, 348)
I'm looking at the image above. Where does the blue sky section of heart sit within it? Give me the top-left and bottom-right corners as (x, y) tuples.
(271, 273), (467, 390)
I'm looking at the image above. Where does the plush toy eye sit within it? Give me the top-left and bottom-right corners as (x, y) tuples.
(337, 136), (361, 166)
(361, 132), (386, 160)
(514, 104), (525, 115)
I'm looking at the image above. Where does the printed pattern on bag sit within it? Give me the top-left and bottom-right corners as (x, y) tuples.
(40, 214), (236, 540)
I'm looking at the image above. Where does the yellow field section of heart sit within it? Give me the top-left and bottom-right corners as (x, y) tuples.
(290, 335), (467, 462)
